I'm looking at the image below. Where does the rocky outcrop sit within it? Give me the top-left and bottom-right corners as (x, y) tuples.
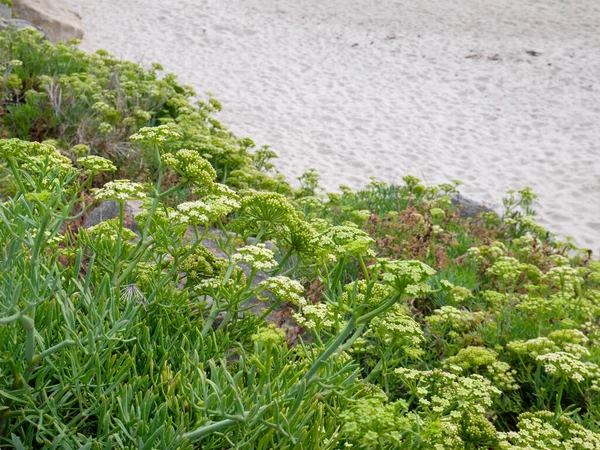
(451, 194), (491, 219)
(11, 0), (83, 42)
(0, 17), (46, 37)
(84, 200), (143, 233)
(0, 3), (11, 19)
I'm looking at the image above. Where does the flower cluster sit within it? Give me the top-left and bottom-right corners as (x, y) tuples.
(0, 140), (74, 178)
(486, 361), (520, 392)
(232, 244), (277, 272)
(369, 305), (424, 357)
(86, 219), (138, 243)
(78, 155), (117, 173)
(543, 265), (584, 296)
(93, 180), (146, 202)
(294, 195), (324, 211)
(379, 259), (436, 296)
(468, 241), (506, 264)
(499, 412), (600, 449)
(486, 256), (523, 281)
(536, 352), (599, 383)
(129, 125), (181, 144)
(427, 306), (485, 334)
(340, 397), (408, 448)
(393, 368), (501, 417)
(444, 347), (519, 391)
(273, 218), (327, 259)
(176, 190), (239, 225)
(180, 246), (229, 288)
(235, 192), (299, 237)
(293, 301), (335, 331)
(321, 225), (375, 257)
(440, 280), (472, 302)
(251, 324), (286, 346)
(162, 149), (217, 187)
(444, 346), (498, 371)
(507, 337), (559, 359)
(259, 276), (304, 305)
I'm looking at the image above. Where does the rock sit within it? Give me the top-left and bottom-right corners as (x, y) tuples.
(0, 3), (11, 19)
(83, 200), (143, 233)
(11, 0), (83, 42)
(0, 17), (46, 36)
(451, 194), (490, 219)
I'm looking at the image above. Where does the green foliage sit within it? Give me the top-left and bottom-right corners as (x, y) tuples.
(0, 28), (599, 449)
(0, 29), (290, 194)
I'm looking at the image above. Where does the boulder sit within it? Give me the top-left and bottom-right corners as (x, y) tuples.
(12, 0), (83, 42)
(451, 194), (490, 219)
(0, 3), (11, 19)
(0, 17), (46, 37)
(84, 200), (143, 233)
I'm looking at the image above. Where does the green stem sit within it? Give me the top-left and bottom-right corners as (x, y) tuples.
(357, 294), (401, 324)
(113, 201), (125, 285)
(273, 248), (294, 275)
(555, 379), (565, 415)
(358, 255), (370, 283)
(7, 158), (27, 195)
(0, 313), (20, 324)
(158, 183), (183, 199)
(251, 226), (266, 245)
(20, 315), (35, 365)
(302, 318), (356, 383)
(183, 419), (239, 442)
(26, 340), (76, 375)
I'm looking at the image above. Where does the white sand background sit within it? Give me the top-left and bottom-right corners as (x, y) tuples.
(60, 0), (600, 251)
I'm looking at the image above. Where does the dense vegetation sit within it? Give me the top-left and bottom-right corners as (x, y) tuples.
(1, 28), (599, 449)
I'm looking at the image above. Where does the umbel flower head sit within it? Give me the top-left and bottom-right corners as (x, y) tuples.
(87, 219), (138, 243)
(176, 189), (240, 225)
(234, 191), (299, 238)
(379, 259), (436, 296)
(536, 352), (600, 383)
(162, 149), (217, 188)
(293, 301), (335, 331)
(129, 125), (181, 145)
(259, 276), (304, 305)
(78, 155), (117, 173)
(498, 411), (600, 449)
(251, 324), (286, 346)
(320, 225), (375, 257)
(0, 139), (73, 174)
(369, 304), (424, 356)
(232, 244), (277, 272)
(93, 180), (147, 202)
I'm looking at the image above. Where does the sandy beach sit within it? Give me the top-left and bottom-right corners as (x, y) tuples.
(59, 0), (600, 251)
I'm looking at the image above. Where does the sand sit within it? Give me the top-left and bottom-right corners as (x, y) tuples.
(59, 0), (600, 251)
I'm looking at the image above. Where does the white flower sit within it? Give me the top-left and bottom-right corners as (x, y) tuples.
(232, 244), (277, 271)
(93, 180), (146, 201)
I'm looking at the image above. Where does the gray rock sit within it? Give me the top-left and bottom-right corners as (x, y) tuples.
(83, 200), (143, 233)
(0, 18), (46, 36)
(12, 0), (83, 42)
(0, 4), (11, 19)
(451, 194), (490, 219)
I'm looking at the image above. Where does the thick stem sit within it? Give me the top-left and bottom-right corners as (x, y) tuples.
(251, 226), (266, 245)
(302, 318), (356, 383)
(113, 201), (125, 285)
(273, 248), (294, 275)
(201, 299), (223, 337)
(183, 418), (239, 442)
(20, 315), (35, 365)
(357, 294), (401, 324)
